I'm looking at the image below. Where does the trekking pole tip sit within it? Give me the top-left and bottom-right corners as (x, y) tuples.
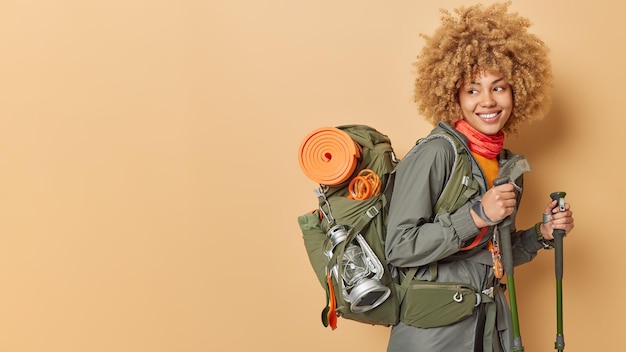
(555, 333), (565, 350)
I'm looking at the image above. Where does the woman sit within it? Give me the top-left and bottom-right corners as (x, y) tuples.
(385, 3), (575, 351)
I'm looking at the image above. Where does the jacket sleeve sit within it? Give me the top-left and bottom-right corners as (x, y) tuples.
(510, 227), (543, 266)
(385, 138), (482, 268)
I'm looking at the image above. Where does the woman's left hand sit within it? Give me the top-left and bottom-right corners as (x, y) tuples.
(539, 200), (575, 240)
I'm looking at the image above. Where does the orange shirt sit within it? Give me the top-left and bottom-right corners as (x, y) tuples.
(472, 152), (498, 188)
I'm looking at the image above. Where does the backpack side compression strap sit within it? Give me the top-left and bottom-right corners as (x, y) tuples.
(325, 197), (384, 270)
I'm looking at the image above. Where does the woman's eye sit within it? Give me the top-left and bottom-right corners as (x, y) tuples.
(494, 86), (505, 92)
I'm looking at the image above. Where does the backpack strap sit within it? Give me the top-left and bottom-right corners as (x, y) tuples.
(398, 267), (419, 303)
(417, 131), (484, 271)
(460, 228), (488, 251)
(398, 262), (440, 303)
(325, 197), (384, 271)
(420, 131), (480, 216)
(428, 132), (488, 249)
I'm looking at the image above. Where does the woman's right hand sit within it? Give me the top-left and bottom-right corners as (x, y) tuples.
(470, 183), (517, 228)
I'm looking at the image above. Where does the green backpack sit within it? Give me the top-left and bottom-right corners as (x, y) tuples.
(297, 124), (479, 329)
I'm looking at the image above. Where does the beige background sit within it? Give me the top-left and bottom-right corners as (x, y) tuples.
(0, 0), (622, 351)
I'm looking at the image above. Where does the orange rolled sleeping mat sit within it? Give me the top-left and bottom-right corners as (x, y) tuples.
(298, 127), (361, 187)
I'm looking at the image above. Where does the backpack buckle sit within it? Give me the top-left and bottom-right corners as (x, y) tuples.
(366, 206), (380, 219)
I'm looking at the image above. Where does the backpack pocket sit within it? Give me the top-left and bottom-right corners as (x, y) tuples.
(397, 280), (478, 328)
(298, 211), (330, 289)
(298, 209), (400, 327)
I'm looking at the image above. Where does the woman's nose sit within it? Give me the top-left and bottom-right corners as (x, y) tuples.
(480, 92), (496, 107)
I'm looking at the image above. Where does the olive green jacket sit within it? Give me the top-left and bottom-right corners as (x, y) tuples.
(385, 122), (544, 352)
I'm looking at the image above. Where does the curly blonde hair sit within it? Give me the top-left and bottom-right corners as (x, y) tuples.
(413, 2), (552, 134)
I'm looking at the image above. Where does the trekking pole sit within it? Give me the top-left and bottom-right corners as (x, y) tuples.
(550, 192), (567, 352)
(493, 177), (524, 352)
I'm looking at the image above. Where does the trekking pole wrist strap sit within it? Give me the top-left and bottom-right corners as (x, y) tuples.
(471, 201), (500, 226)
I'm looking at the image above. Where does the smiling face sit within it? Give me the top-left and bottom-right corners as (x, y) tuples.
(458, 70), (513, 135)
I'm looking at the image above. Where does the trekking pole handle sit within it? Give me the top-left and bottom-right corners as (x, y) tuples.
(550, 192), (567, 280)
(492, 176), (512, 272)
(550, 192), (567, 212)
(493, 177), (509, 187)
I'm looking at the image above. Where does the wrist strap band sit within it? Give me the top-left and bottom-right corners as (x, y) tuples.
(472, 201), (500, 226)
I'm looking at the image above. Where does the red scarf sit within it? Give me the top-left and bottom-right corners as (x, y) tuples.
(454, 120), (504, 159)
